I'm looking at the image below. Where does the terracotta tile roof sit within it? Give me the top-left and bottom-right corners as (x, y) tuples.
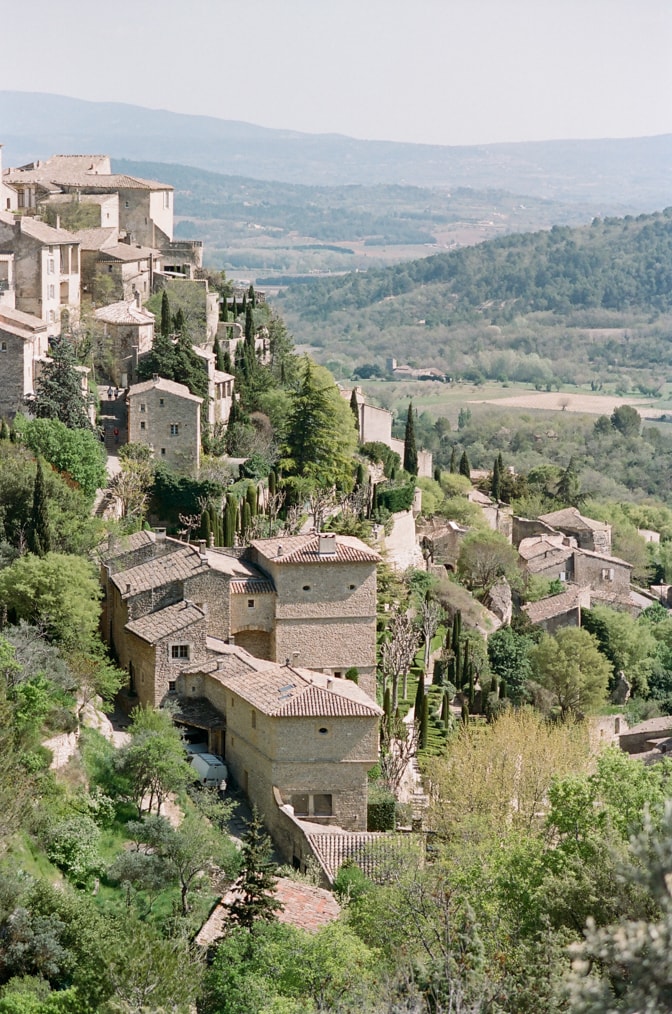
(95, 300), (155, 325)
(15, 215), (80, 245)
(306, 831), (410, 883)
(523, 586), (584, 624)
(72, 227), (118, 250)
(230, 578), (274, 595)
(539, 507), (609, 533)
(111, 545), (208, 596)
(575, 547), (632, 568)
(205, 656), (382, 718)
(97, 243), (157, 262)
(126, 600), (204, 644)
(196, 877), (340, 945)
(127, 376), (203, 404)
(99, 529), (155, 562)
(518, 534), (569, 561)
(252, 533), (381, 565)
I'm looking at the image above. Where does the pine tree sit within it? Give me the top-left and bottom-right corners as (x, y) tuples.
(160, 290), (171, 338)
(459, 450), (471, 479)
(227, 809), (282, 929)
(403, 401), (418, 476)
(32, 337), (91, 430)
(491, 456), (501, 501)
(27, 459), (51, 557)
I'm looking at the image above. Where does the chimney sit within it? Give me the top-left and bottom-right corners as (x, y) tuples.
(327, 677), (333, 689)
(152, 373), (159, 383)
(154, 527), (166, 542)
(277, 544), (283, 557)
(228, 635), (235, 646)
(134, 289), (141, 308)
(198, 539), (207, 558)
(125, 583), (131, 595)
(318, 533), (337, 557)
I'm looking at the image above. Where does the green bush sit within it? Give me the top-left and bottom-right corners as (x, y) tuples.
(367, 783), (396, 831)
(375, 480), (415, 514)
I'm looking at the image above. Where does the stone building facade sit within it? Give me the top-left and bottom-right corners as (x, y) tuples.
(0, 304), (49, 418)
(100, 530), (381, 706)
(126, 376), (202, 474)
(94, 299), (154, 387)
(0, 212), (80, 336)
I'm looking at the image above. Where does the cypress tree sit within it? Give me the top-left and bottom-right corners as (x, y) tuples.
(160, 290), (171, 337)
(459, 450), (471, 479)
(268, 471), (277, 497)
(403, 401), (418, 476)
(246, 483), (258, 517)
(0, 419), (9, 440)
(419, 696), (429, 750)
(215, 339), (225, 373)
(449, 446), (457, 473)
(202, 510), (211, 544)
(241, 502), (252, 539)
(433, 465), (441, 483)
(245, 304), (254, 343)
(383, 686), (392, 721)
(232, 297), (238, 317)
(414, 673), (425, 717)
(461, 702), (469, 725)
(223, 349), (232, 374)
(491, 456), (501, 501)
(350, 388), (360, 431)
(500, 679), (507, 699)
(355, 462), (366, 488)
(440, 689), (450, 724)
(248, 284), (256, 309)
(27, 459), (51, 557)
(173, 307), (186, 336)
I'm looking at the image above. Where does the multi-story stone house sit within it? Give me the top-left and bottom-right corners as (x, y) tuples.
(0, 212), (80, 337)
(100, 529), (381, 703)
(0, 304), (49, 419)
(126, 376), (203, 474)
(343, 386), (434, 478)
(94, 298), (155, 387)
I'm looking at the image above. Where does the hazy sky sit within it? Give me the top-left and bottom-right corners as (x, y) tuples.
(2, 0), (670, 146)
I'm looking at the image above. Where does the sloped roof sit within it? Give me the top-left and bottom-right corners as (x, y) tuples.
(72, 227), (118, 251)
(14, 215), (80, 245)
(251, 533), (381, 565)
(111, 544), (208, 597)
(97, 243), (156, 262)
(95, 300), (155, 325)
(230, 578), (275, 595)
(539, 507), (609, 533)
(306, 831), (410, 883)
(575, 546), (632, 568)
(127, 376), (203, 404)
(523, 586), (584, 624)
(126, 600), (205, 644)
(203, 655), (382, 719)
(99, 529), (156, 562)
(0, 304), (47, 336)
(622, 717), (672, 737)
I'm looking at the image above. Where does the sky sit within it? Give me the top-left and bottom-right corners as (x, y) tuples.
(1, 0), (670, 147)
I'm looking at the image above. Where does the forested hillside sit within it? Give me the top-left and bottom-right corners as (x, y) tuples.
(279, 209), (672, 388)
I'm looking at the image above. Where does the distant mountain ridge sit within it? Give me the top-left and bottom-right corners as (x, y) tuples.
(1, 91), (671, 208)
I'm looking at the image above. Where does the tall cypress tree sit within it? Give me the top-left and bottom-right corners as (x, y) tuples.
(160, 290), (171, 338)
(491, 456), (501, 501)
(244, 304), (254, 344)
(459, 450), (471, 479)
(403, 401), (418, 476)
(27, 459), (51, 557)
(350, 389), (360, 432)
(449, 446), (457, 474)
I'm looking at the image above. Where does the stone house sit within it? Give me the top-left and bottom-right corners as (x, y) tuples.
(522, 585), (592, 634)
(342, 386), (434, 478)
(418, 517), (469, 571)
(126, 376), (202, 474)
(518, 533), (574, 582)
(619, 716), (672, 758)
(0, 212), (80, 336)
(100, 529), (381, 704)
(537, 507), (612, 555)
(0, 304), (49, 418)
(94, 298), (155, 387)
(94, 242), (159, 303)
(191, 344), (235, 427)
(176, 646), (381, 838)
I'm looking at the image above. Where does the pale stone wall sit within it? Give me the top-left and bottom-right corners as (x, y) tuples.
(126, 613), (208, 708)
(389, 437), (433, 478)
(0, 327), (32, 417)
(184, 570), (232, 640)
(127, 383), (201, 474)
(230, 592), (275, 638)
(361, 403), (392, 444)
(573, 553), (631, 593)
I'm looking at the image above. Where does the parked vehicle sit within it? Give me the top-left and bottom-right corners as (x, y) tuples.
(189, 752), (228, 790)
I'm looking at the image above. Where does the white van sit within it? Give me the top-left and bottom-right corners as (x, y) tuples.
(189, 752), (228, 790)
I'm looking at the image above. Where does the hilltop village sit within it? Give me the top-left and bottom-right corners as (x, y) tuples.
(3, 144), (672, 1011)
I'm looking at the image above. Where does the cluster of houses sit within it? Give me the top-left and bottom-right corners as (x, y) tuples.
(0, 145), (244, 471)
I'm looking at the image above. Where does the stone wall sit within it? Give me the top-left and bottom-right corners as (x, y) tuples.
(573, 553), (631, 593)
(127, 384), (201, 474)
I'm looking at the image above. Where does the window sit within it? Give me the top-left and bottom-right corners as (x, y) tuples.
(170, 424), (179, 436)
(48, 310), (55, 323)
(48, 284), (55, 299)
(348, 584), (356, 590)
(601, 568), (615, 582)
(0, 341), (6, 353)
(230, 696), (235, 707)
(140, 403), (146, 413)
(48, 258), (55, 274)
(291, 793), (332, 817)
(161, 448), (166, 456)
(171, 644), (189, 660)
(559, 571), (567, 582)
(168, 680), (176, 694)
(302, 585), (311, 592)
(247, 599), (255, 608)
(140, 421), (146, 430)
(159, 398), (164, 406)
(318, 726), (329, 735)
(125, 201), (130, 208)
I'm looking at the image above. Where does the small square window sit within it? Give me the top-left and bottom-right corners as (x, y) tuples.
(168, 680), (176, 693)
(0, 341), (6, 352)
(140, 403), (146, 413)
(140, 421), (146, 430)
(161, 448), (166, 456)
(159, 398), (164, 406)
(247, 599), (255, 608)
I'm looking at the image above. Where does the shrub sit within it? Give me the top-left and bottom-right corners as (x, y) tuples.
(367, 783), (396, 831)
